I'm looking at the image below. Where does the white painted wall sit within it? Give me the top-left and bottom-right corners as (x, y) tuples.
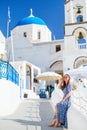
(0, 79), (21, 116)
(13, 24), (51, 43)
(68, 105), (87, 130)
(7, 34), (64, 73)
(65, 23), (87, 36)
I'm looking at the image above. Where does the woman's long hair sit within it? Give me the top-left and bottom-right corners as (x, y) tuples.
(61, 74), (70, 90)
(61, 81), (66, 90)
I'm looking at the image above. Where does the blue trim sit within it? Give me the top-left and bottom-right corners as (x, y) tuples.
(77, 15), (83, 22)
(78, 38), (86, 44)
(0, 60), (19, 85)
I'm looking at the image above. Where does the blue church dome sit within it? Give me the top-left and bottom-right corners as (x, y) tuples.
(16, 16), (46, 26)
(16, 9), (46, 26)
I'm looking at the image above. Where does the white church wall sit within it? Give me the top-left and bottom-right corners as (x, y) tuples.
(32, 25), (51, 43)
(86, 0), (87, 20)
(6, 0), (87, 78)
(10, 36), (53, 72)
(65, 2), (69, 24)
(64, 0), (87, 73)
(13, 25), (33, 40)
(7, 34), (34, 61)
(13, 24), (51, 43)
(6, 9), (64, 75)
(65, 23), (87, 36)
(50, 40), (64, 54)
(50, 51), (63, 63)
(12, 28), (33, 48)
(7, 30), (64, 73)
(63, 49), (87, 72)
(31, 44), (50, 72)
(63, 53), (74, 72)
(64, 35), (77, 51)
(65, 1), (74, 24)
(0, 79), (21, 116)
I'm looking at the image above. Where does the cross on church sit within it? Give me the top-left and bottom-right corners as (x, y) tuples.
(30, 8), (34, 17)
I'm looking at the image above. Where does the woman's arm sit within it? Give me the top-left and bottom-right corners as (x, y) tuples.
(61, 91), (71, 103)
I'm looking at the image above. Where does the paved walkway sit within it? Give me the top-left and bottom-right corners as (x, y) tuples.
(0, 99), (64, 130)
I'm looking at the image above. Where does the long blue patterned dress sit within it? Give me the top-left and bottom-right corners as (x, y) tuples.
(55, 83), (72, 128)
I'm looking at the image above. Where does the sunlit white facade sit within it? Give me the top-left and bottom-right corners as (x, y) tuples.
(6, 0), (87, 76)
(0, 1), (87, 125)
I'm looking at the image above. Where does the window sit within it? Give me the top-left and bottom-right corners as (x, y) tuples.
(56, 45), (61, 52)
(24, 32), (27, 37)
(77, 15), (83, 22)
(33, 78), (38, 83)
(77, 32), (86, 49)
(78, 32), (86, 43)
(38, 31), (41, 39)
(79, 44), (86, 49)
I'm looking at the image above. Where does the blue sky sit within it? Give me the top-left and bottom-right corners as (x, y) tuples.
(0, 0), (66, 39)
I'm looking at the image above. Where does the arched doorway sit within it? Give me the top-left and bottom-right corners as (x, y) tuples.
(49, 60), (63, 75)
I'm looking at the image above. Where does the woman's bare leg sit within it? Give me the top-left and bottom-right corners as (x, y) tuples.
(55, 105), (58, 117)
(48, 105), (61, 127)
(54, 105), (61, 127)
(48, 119), (56, 127)
(54, 118), (59, 127)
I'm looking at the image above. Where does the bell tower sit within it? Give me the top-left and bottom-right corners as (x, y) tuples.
(65, 0), (87, 24)
(63, 0), (87, 72)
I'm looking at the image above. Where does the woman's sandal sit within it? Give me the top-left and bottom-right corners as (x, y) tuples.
(48, 123), (55, 127)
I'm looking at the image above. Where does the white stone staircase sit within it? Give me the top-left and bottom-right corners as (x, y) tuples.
(23, 90), (39, 99)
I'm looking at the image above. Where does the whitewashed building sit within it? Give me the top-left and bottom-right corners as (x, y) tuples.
(6, 0), (87, 76)
(6, 9), (64, 75)
(1, 0), (87, 121)
(64, 0), (87, 71)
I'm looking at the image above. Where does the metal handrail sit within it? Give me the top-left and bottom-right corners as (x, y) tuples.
(0, 60), (19, 85)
